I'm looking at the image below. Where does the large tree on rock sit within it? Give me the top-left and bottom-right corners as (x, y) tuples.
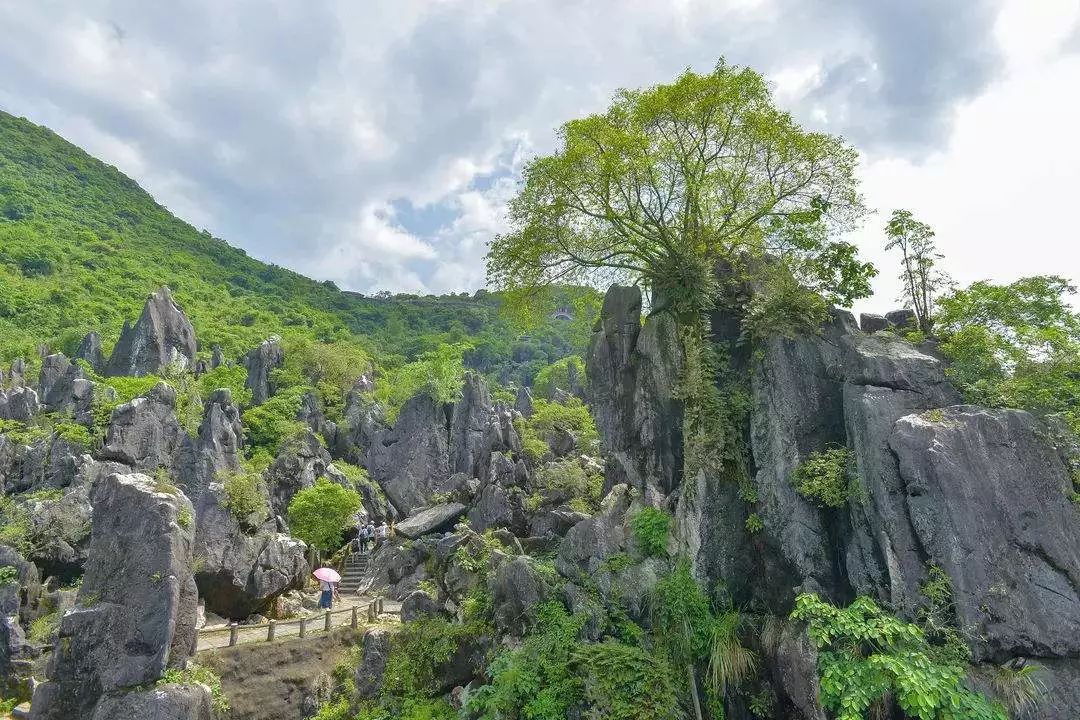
(488, 61), (877, 481)
(487, 60), (876, 329)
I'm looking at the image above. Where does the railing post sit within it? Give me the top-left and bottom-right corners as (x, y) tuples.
(228, 623), (239, 647)
(367, 601), (376, 623)
(325, 610), (332, 631)
(267, 620), (276, 642)
(377, 598), (384, 614)
(351, 606), (358, 629)
(299, 617), (306, 638)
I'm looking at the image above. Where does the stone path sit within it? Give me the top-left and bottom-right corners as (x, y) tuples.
(196, 594), (400, 652)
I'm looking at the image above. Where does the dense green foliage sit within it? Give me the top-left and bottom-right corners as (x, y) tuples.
(791, 446), (854, 508)
(518, 397), (599, 464)
(532, 355), (585, 400)
(629, 507), (672, 557)
(373, 344), (468, 423)
(935, 276), (1080, 433)
(792, 594), (1006, 720)
(530, 458), (605, 514)
(219, 468), (269, 526)
(884, 209), (952, 334)
(0, 110), (596, 399)
(286, 479), (363, 552)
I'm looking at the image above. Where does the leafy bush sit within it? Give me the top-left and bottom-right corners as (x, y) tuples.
(375, 343), (468, 423)
(158, 662), (229, 714)
(29, 611), (59, 643)
(791, 594), (1007, 720)
(0, 565), (18, 586)
(197, 363), (252, 407)
(533, 355), (585, 399)
(218, 469), (268, 525)
(383, 616), (485, 698)
(527, 397), (599, 453)
(534, 458), (604, 514)
(571, 641), (681, 719)
(53, 420), (92, 448)
(287, 479), (362, 552)
(745, 513), (764, 534)
(242, 386), (308, 453)
(0, 497), (30, 552)
(630, 507), (671, 557)
(791, 446), (853, 508)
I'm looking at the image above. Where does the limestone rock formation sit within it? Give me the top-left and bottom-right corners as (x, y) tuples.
(367, 392), (451, 516)
(395, 503), (467, 539)
(241, 337), (284, 406)
(100, 382), (194, 475)
(354, 628), (391, 699)
(89, 684), (213, 720)
(490, 556), (552, 636)
(586, 285), (683, 499)
(37, 353), (91, 419)
(75, 332), (105, 373)
(104, 287), (198, 377)
(31, 473), (198, 720)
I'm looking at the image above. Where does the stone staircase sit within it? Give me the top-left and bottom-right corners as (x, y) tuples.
(339, 551), (370, 595)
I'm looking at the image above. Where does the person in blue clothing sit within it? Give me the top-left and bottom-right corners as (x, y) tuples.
(318, 577), (338, 609)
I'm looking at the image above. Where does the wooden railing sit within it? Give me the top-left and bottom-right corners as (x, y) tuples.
(196, 597), (386, 648)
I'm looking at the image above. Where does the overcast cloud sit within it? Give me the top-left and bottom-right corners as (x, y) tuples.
(1, 0), (1077, 311)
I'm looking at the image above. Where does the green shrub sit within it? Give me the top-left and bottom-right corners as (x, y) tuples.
(0, 565), (18, 586)
(29, 611), (59, 643)
(0, 497), (30, 552)
(791, 594), (1007, 720)
(287, 479), (362, 552)
(535, 458), (604, 514)
(630, 507), (671, 557)
(158, 662), (229, 714)
(745, 513), (764, 534)
(53, 421), (92, 448)
(791, 446), (853, 508)
(219, 469), (268, 525)
(197, 363), (252, 407)
(571, 641), (680, 719)
(533, 355), (585, 400)
(383, 616), (485, 698)
(527, 397), (599, 454)
(374, 344), (468, 423)
(242, 386), (308, 452)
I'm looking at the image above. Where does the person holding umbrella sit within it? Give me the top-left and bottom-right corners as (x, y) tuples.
(313, 567), (341, 609)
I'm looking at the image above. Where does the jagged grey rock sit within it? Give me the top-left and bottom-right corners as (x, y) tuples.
(331, 386), (386, 466)
(105, 287), (197, 377)
(884, 308), (917, 329)
(367, 392), (451, 516)
(514, 386), (534, 417)
(264, 431), (334, 519)
(888, 407), (1080, 662)
(1, 387), (39, 421)
(193, 482), (308, 619)
(75, 332), (105, 372)
(210, 344), (224, 369)
(187, 389), (243, 507)
(241, 337), (284, 405)
(90, 684), (213, 720)
(26, 484), (94, 580)
(587, 286), (683, 499)
(37, 353), (88, 416)
(395, 503), (467, 539)
(491, 557), (552, 637)
(354, 628), (391, 699)
(401, 590), (445, 622)
(31, 473), (198, 720)
(749, 310), (851, 606)
(100, 382), (194, 476)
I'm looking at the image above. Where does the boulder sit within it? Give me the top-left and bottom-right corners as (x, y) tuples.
(491, 557), (552, 636)
(556, 484), (632, 581)
(105, 287), (197, 377)
(858, 313), (889, 334)
(26, 484), (94, 581)
(241, 337), (284, 406)
(193, 483), (307, 619)
(888, 407), (1080, 662)
(401, 590), (445, 622)
(395, 503), (467, 540)
(354, 628), (392, 699)
(586, 285), (683, 499)
(31, 473), (198, 720)
(466, 483), (516, 534)
(1, 387), (39, 421)
(884, 308), (917, 329)
(90, 684), (213, 720)
(187, 389), (244, 507)
(367, 392), (451, 516)
(75, 333), (105, 373)
(37, 353), (88, 417)
(0, 545), (40, 617)
(264, 431), (334, 519)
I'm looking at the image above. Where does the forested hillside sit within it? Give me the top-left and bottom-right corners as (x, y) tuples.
(0, 109), (597, 387)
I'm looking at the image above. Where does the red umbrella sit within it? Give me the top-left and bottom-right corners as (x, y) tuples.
(313, 567), (341, 583)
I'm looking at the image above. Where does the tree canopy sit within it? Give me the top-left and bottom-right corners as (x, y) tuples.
(488, 60), (875, 324)
(884, 209), (952, 333)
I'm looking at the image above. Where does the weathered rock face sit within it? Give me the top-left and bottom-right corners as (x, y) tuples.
(188, 389), (244, 506)
(354, 628), (391, 699)
(37, 353), (91, 419)
(888, 407), (1080, 661)
(242, 337), (284, 406)
(75, 332), (105, 373)
(449, 373), (521, 484)
(193, 484), (308, 619)
(587, 286), (683, 499)
(491, 557), (552, 637)
(0, 387), (39, 421)
(400, 590), (445, 623)
(748, 310), (855, 607)
(25, 484), (94, 581)
(331, 387), (386, 467)
(841, 332), (961, 608)
(31, 473), (198, 720)
(105, 287), (198, 377)
(100, 382), (194, 476)
(367, 392), (451, 516)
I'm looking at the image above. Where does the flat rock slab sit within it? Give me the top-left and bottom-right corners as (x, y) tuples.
(395, 503), (467, 539)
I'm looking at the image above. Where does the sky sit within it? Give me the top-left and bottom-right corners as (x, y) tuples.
(1, 0), (1078, 313)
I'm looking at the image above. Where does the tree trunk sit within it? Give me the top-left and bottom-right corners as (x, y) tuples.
(687, 663), (703, 720)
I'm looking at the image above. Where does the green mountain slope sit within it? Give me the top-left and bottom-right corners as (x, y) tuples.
(0, 110), (596, 386)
